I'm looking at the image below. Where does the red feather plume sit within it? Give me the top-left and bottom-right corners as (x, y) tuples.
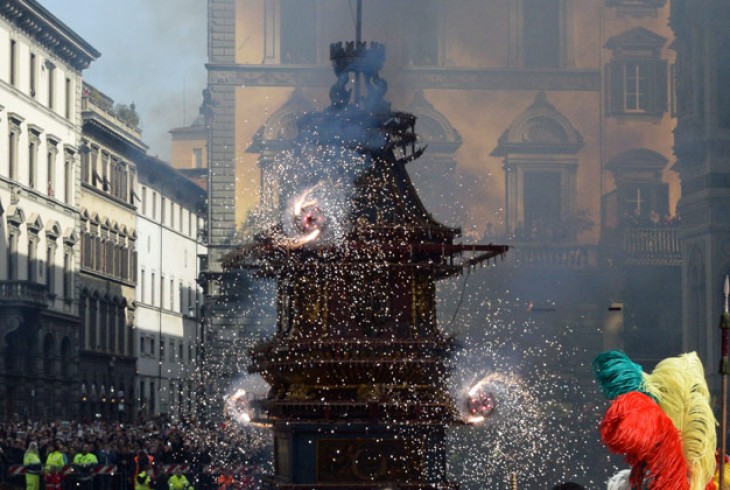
(600, 391), (689, 490)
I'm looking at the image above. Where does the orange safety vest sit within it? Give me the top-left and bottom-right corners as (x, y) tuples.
(133, 455), (155, 483)
(217, 474), (233, 490)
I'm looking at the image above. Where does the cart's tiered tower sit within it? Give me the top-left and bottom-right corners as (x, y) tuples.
(225, 35), (506, 489)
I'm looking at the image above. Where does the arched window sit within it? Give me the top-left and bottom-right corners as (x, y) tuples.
(492, 92), (584, 242)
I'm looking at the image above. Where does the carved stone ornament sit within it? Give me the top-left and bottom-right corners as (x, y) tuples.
(0, 312), (24, 348)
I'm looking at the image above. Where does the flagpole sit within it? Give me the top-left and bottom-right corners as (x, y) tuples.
(720, 275), (729, 489)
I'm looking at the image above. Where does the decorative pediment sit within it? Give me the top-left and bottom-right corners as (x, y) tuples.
(6, 205), (26, 226)
(46, 220), (62, 240)
(26, 213), (44, 233)
(63, 228), (79, 245)
(605, 27), (667, 51)
(248, 89), (315, 152)
(491, 92), (583, 156)
(606, 148), (669, 183)
(405, 90), (462, 153)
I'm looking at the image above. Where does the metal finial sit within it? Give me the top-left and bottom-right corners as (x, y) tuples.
(724, 274), (729, 313)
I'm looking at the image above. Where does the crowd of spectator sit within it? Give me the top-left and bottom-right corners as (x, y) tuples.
(0, 419), (270, 490)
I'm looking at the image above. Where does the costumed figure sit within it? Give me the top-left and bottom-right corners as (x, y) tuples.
(593, 351), (717, 490)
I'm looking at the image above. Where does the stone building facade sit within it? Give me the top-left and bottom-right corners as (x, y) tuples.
(201, 0), (679, 383)
(670, 1), (730, 392)
(77, 83), (142, 422)
(0, 0), (98, 420)
(135, 155), (206, 421)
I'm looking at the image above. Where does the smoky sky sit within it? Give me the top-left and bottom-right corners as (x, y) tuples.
(41, 0), (207, 161)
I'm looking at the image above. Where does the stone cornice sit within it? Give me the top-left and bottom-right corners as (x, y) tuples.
(0, 0), (99, 71)
(82, 112), (149, 157)
(206, 63), (600, 92)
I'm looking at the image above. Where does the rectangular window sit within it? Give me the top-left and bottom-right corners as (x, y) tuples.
(151, 272), (156, 306)
(401, 0), (438, 66)
(160, 275), (165, 309)
(30, 53), (36, 97)
(48, 145), (57, 196)
(169, 278), (174, 311)
(48, 64), (55, 110)
(140, 337), (146, 356)
(90, 147), (99, 185)
(193, 148), (203, 168)
(179, 343), (184, 363)
(63, 252), (72, 298)
(64, 157), (73, 204)
(65, 78), (72, 119)
(280, 0), (317, 64)
(28, 138), (37, 188)
(624, 61), (650, 112)
(152, 192), (157, 220)
(141, 187), (147, 215)
(523, 0), (561, 69)
(170, 202), (175, 230)
(8, 128), (18, 180)
(523, 171), (562, 234)
(179, 206), (183, 231)
(46, 247), (54, 292)
(140, 269), (146, 303)
(9, 40), (17, 86)
(161, 197), (167, 224)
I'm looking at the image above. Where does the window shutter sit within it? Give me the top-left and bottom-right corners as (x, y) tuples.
(606, 61), (625, 115)
(652, 59), (669, 114)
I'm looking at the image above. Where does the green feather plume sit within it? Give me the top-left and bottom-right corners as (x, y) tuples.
(592, 350), (650, 400)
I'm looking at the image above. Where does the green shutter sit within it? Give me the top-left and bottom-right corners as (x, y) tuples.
(652, 59), (669, 114)
(606, 60), (625, 115)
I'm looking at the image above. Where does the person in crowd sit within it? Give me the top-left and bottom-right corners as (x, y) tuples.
(73, 443), (98, 490)
(43, 441), (65, 490)
(134, 469), (152, 490)
(96, 441), (117, 490)
(167, 467), (192, 490)
(22, 442), (42, 490)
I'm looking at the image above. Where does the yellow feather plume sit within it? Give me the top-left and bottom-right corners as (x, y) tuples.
(645, 352), (716, 490)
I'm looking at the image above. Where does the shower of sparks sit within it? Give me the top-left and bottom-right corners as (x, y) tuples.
(224, 388), (252, 424)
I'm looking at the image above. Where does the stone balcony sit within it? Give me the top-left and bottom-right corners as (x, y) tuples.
(621, 227), (681, 266)
(0, 281), (49, 309)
